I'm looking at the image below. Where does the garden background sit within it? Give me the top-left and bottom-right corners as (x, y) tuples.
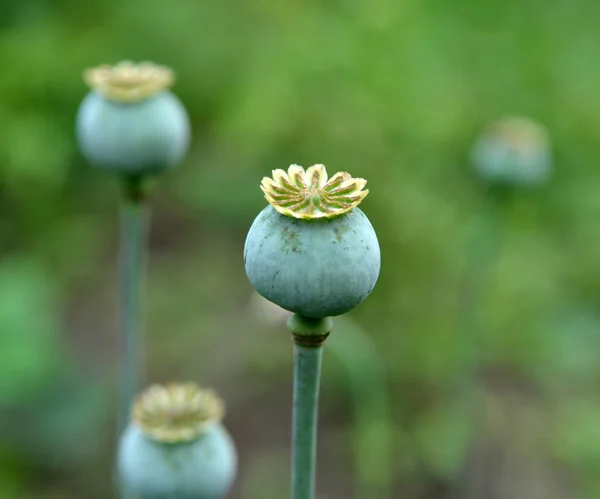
(2, 0), (600, 497)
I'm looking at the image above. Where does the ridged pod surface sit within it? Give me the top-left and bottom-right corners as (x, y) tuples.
(244, 204), (380, 318)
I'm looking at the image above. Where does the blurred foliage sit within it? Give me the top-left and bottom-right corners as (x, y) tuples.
(3, 0), (600, 497)
(0, 258), (63, 404)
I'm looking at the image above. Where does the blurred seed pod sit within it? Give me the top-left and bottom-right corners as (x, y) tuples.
(117, 383), (237, 499)
(470, 116), (552, 187)
(76, 61), (190, 175)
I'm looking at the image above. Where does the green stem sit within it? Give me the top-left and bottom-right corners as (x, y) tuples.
(287, 314), (333, 499)
(451, 185), (512, 499)
(117, 175), (149, 436)
(292, 342), (323, 499)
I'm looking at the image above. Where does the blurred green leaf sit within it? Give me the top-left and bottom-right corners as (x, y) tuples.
(0, 258), (65, 405)
(413, 403), (471, 479)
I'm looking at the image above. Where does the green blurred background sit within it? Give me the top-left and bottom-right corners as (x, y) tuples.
(2, 0), (600, 497)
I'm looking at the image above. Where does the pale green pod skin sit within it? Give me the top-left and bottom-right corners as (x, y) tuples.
(118, 423), (237, 499)
(470, 134), (551, 187)
(244, 205), (380, 318)
(76, 91), (190, 174)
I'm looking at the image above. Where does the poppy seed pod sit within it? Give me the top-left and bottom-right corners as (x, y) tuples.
(244, 164), (381, 319)
(118, 383), (237, 499)
(470, 116), (551, 187)
(76, 61), (190, 174)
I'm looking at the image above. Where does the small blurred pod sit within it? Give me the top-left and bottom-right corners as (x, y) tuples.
(470, 116), (552, 187)
(118, 383), (237, 499)
(76, 61), (190, 174)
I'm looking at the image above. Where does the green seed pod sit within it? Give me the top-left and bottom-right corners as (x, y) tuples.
(470, 116), (551, 187)
(76, 61), (190, 174)
(244, 164), (380, 318)
(118, 383), (237, 499)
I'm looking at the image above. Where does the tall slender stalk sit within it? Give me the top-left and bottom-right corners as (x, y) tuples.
(117, 175), (149, 436)
(287, 314), (334, 499)
(452, 185), (511, 499)
(292, 342), (323, 499)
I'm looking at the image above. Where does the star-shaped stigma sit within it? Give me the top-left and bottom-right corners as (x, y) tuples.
(486, 116), (549, 154)
(261, 164), (369, 219)
(84, 61), (174, 103)
(132, 383), (224, 444)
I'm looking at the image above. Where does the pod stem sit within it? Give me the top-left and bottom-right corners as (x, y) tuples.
(117, 175), (150, 436)
(452, 184), (512, 499)
(287, 314), (334, 499)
